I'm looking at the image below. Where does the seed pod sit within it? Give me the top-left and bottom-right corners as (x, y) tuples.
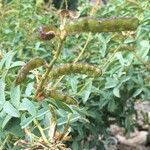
(65, 17), (139, 35)
(39, 26), (56, 40)
(16, 58), (46, 85)
(50, 63), (102, 78)
(46, 90), (78, 105)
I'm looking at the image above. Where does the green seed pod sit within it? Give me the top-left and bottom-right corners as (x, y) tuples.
(50, 63), (102, 78)
(65, 17), (139, 34)
(16, 58), (46, 85)
(46, 90), (78, 105)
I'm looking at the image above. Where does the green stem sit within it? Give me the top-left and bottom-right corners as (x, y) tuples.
(74, 33), (92, 63)
(33, 119), (49, 143)
(132, 51), (147, 65)
(102, 46), (121, 72)
(49, 106), (57, 142)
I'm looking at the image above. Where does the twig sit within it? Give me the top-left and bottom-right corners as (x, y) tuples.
(102, 46), (121, 72)
(33, 119), (49, 143)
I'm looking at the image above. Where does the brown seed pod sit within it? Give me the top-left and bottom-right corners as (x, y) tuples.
(16, 58), (46, 85)
(39, 26), (56, 40)
(49, 63), (102, 78)
(46, 90), (78, 105)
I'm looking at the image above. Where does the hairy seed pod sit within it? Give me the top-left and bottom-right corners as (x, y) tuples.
(50, 63), (102, 78)
(16, 58), (46, 85)
(65, 17), (139, 34)
(46, 90), (78, 105)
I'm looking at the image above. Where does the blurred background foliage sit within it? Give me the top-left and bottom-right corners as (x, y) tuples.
(0, 0), (149, 149)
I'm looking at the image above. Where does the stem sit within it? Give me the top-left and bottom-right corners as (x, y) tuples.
(90, 0), (101, 15)
(132, 51), (147, 65)
(36, 38), (65, 96)
(33, 119), (49, 143)
(102, 46), (149, 73)
(57, 114), (71, 141)
(49, 106), (57, 143)
(74, 33), (92, 63)
(102, 46), (121, 72)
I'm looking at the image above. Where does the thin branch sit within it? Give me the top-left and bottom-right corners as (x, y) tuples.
(33, 119), (49, 143)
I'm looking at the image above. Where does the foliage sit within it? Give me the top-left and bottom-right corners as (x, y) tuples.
(0, 0), (150, 149)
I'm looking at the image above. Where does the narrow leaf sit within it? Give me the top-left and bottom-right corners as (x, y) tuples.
(113, 86), (120, 98)
(25, 82), (34, 96)
(0, 51), (14, 69)
(5, 51), (15, 69)
(36, 108), (49, 118)
(10, 85), (20, 108)
(10, 61), (25, 68)
(3, 101), (20, 117)
(20, 116), (35, 128)
(2, 115), (12, 129)
(55, 100), (73, 113)
(79, 79), (93, 103)
(0, 77), (6, 105)
(20, 98), (36, 116)
(58, 113), (80, 126)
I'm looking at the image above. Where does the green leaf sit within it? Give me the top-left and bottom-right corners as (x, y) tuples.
(58, 113), (80, 126)
(72, 141), (79, 150)
(115, 52), (126, 66)
(5, 118), (24, 137)
(19, 98), (36, 116)
(2, 115), (12, 129)
(133, 88), (142, 97)
(36, 108), (49, 118)
(105, 77), (118, 89)
(137, 40), (150, 59)
(10, 61), (25, 68)
(55, 100), (73, 113)
(0, 76), (6, 105)
(108, 100), (117, 112)
(20, 116), (35, 128)
(10, 85), (20, 108)
(3, 101), (20, 117)
(0, 51), (13, 69)
(69, 76), (79, 94)
(79, 78), (93, 104)
(113, 86), (120, 98)
(5, 51), (16, 69)
(25, 82), (34, 96)
(99, 98), (110, 110)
